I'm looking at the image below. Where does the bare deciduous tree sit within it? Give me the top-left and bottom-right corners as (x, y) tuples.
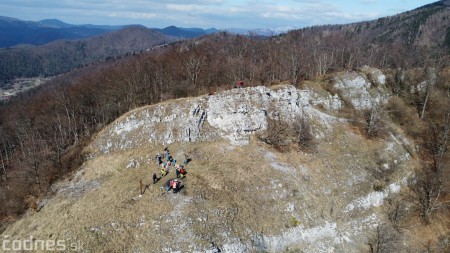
(294, 115), (315, 151)
(385, 197), (410, 232)
(258, 114), (314, 152)
(437, 112), (450, 158)
(410, 166), (450, 223)
(0, 127), (13, 183)
(420, 68), (437, 120)
(367, 224), (398, 253)
(365, 101), (385, 138)
(183, 55), (206, 88)
(258, 117), (291, 152)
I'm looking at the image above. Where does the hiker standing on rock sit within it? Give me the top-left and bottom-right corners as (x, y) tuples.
(179, 166), (187, 178)
(166, 179), (173, 192)
(183, 154), (191, 165)
(175, 167), (180, 178)
(164, 147), (170, 161)
(152, 173), (158, 184)
(155, 153), (162, 166)
(161, 167), (168, 177)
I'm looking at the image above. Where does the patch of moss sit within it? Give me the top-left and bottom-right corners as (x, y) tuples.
(291, 216), (301, 227)
(373, 180), (386, 192)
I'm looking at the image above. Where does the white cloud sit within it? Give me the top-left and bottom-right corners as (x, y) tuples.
(166, 4), (197, 11)
(106, 11), (159, 19)
(324, 11), (380, 20)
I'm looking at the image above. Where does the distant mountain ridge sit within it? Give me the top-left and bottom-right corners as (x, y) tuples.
(224, 27), (297, 36)
(159, 26), (218, 38)
(37, 19), (124, 30)
(0, 16), (220, 48)
(2, 0), (449, 49)
(0, 16), (116, 48)
(0, 16), (294, 48)
(1, 0), (448, 83)
(0, 26), (178, 83)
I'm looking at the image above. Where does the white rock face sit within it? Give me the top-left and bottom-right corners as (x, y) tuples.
(95, 71), (392, 153)
(83, 72), (416, 253)
(95, 85), (343, 152)
(361, 65), (386, 86)
(333, 69), (389, 110)
(344, 182), (401, 213)
(334, 73), (372, 109)
(409, 67), (437, 94)
(4, 70), (420, 253)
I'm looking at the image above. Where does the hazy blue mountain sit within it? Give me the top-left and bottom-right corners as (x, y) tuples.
(157, 26), (209, 38)
(38, 19), (73, 28)
(0, 26), (178, 83)
(205, 28), (220, 34)
(0, 16), (222, 47)
(0, 16), (113, 48)
(38, 19), (125, 30)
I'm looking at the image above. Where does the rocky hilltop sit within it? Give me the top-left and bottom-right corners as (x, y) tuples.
(1, 68), (427, 252)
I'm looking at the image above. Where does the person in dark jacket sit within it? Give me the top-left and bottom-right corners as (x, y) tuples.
(152, 173), (158, 184)
(175, 167), (180, 178)
(155, 153), (162, 166)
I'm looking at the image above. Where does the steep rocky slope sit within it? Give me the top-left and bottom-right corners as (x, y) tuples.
(1, 68), (440, 252)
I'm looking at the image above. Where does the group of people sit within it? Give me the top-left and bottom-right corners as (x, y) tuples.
(152, 147), (191, 194)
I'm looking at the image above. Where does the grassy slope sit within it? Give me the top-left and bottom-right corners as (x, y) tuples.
(1, 81), (447, 252)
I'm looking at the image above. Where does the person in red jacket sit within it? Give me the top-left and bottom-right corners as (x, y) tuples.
(172, 180), (180, 193)
(235, 80), (244, 88)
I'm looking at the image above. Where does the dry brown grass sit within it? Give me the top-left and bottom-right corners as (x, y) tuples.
(1, 128), (441, 252)
(2, 81), (449, 252)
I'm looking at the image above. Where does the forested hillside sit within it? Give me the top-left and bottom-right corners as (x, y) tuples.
(0, 16), (114, 48)
(1, 0), (449, 85)
(0, 26), (177, 84)
(0, 1), (449, 245)
(306, 0), (450, 48)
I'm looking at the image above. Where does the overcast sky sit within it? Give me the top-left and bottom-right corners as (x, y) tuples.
(0, 0), (437, 29)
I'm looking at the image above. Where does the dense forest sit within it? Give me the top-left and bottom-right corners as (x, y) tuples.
(0, 26), (176, 84)
(0, 2), (449, 233)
